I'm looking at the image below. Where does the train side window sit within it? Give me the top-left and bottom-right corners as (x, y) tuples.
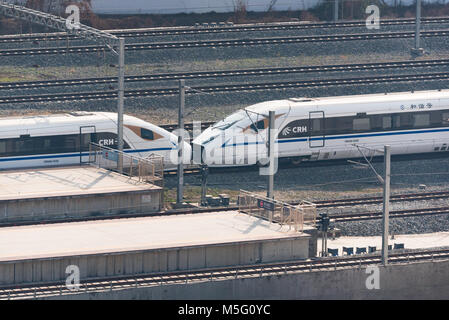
(250, 119), (266, 132)
(400, 114), (412, 129)
(324, 118), (336, 135)
(34, 137), (53, 153)
(353, 118), (370, 131)
(15, 138), (34, 156)
(43, 138), (51, 150)
(0, 133), (131, 157)
(382, 116), (392, 129)
(413, 113), (430, 128)
(370, 114), (391, 131)
(392, 115), (401, 128)
(79, 134), (92, 152)
(442, 112), (449, 125)
(335, 117), (352, 134)
(50, 136), (66, 153)
(67, 137), (79, 152)
(311, 118), (323, 133)
(370, 115), (381, 130)
(430, 110), (442, 126)
(141, 128), (154, 140)
(5, 140), (14, 156)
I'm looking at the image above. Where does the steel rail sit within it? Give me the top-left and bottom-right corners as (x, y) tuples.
(332, 206), (449, 222)
(2, 58), (449, 91)
(0, 191), (448, 228)
(2, 16), (449, 43)
(314, 190), (449, 207)
(2, 71), (449, 104)
(1, 29), (449, 57)
(1, 247), (448, 299)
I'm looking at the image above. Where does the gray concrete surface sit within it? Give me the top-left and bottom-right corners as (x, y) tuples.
(0, 211), (312, 284)
(45, 258), (449, 300)
(0, 166), (162, 222)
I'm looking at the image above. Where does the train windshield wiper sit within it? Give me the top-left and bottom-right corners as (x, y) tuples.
(212, 112), (245, 130)
(244, 109), (266, 134)
(213, 120), (239, 130)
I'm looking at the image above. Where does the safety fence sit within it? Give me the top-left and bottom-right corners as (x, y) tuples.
(237, 190), (316, 232)
(88, 143), (164, 187)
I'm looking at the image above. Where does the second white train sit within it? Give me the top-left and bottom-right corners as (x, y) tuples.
(193, 89), (449, 166)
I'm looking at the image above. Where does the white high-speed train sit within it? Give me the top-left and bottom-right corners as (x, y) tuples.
(0, 111), (191, 170)
(193, 89), (449, 167)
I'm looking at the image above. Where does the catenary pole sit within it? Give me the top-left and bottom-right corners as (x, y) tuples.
(177, 80), (185, 205)
(117, 38), (125, 172)
(382, 145), (391, 265)
(412, 0), (423, 56)
(334, 0), (339, 22)
(267, 111), (275, 199)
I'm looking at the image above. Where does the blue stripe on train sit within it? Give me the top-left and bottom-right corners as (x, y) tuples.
(0, 147), (174, 163)
(223, 127), (449, 147)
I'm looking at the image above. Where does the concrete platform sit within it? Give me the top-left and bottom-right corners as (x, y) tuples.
(0, 211), (313, 285)
(0, 166), (163, 223)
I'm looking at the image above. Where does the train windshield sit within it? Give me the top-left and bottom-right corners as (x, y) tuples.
(212, 111), (246, 130)
(212, 109), (268, 133)
(237, 110), (268, 133)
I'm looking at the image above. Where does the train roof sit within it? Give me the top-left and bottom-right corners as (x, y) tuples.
(0, 111), (167, 136)
(0, 111), (110, 124)
(244, 89), (449, 114)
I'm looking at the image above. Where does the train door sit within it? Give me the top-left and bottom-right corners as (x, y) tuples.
(80, 126), (96, 164)
(309, 111), (325, 148)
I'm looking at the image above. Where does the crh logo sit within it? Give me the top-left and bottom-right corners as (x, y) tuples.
(281, 127), (291, 136)
(293, 126), (307, 133)
(281, 126), (307, 136)
(99, 139), (116, 146)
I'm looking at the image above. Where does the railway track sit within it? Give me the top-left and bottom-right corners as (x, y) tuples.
(0, 190), (449, 228)
(2, 16), (449, 44)
(2, 29), (449, 57)
(2, 58), (449, 91)
(2, 247), (448, 299)
(313, 190), (449, 207)
(332, 206), (449, 222)
(2, 71), (449, 104)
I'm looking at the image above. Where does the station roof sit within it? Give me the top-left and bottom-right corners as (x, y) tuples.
(0, 211), (309, 262)
(0, 166), (160, 201)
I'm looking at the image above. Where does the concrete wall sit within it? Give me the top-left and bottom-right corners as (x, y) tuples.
(0, 236), (310, 285)
(46, 258), (449, 300)
(0, 189), (162, 223)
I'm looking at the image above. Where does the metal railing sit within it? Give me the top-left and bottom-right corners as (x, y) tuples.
(238, 190), (316, 232)
(88, 143), (164, 187)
